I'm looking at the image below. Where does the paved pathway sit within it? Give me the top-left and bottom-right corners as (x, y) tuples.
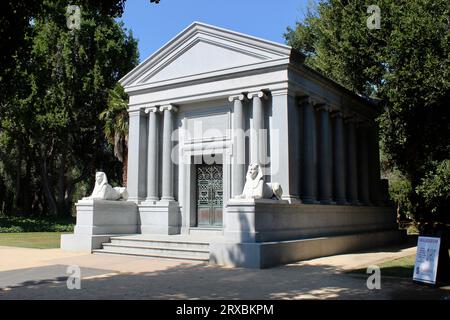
(0, 244), (449, 300)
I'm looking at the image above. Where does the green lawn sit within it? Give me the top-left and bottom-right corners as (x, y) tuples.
(349, 250), (450, 279)
(0, 215), (74, 233)
(0, 232), (66, 249)
(374, 255), (417, 278)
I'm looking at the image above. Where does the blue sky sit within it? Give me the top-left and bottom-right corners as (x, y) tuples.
(120, 0), (310, 62)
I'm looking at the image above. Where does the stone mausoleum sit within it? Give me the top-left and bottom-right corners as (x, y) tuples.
(62, 22), (399, 268)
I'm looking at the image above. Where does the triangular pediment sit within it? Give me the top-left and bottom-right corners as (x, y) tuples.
(120, 22), (292, 88)
(143, 39), (271, 83)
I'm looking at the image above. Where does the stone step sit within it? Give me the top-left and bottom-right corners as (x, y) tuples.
(104, 242), (209, 256)
(93, 242), (210, 261)
(188, 228), (223, 238)
(109, 237), (209, 251)
(92, 249), (209, 262)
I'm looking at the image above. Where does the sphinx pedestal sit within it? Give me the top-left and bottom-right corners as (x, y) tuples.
(138, 200), (181, 235)
(60, 199), (138, 252)
(209, 199), (402, 268)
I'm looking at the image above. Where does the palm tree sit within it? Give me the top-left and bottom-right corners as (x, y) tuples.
(99, 83), (129, 186)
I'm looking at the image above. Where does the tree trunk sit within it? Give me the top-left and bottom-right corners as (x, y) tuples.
(122, 147), (128, 187)
(14, 145), (22, 212)
(40, 157), (58, 216)
(66, 182), (75, 217)
(31, 191), (41, 216)
(23, 154), (32, 215)
(57, 151), (67, 214)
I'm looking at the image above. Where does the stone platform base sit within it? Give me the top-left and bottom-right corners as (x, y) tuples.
(138, 200), (181, 235)
(60, 234), (114, 252)
(209, 229), (403, 268)
(61, 198), (402, 268)
(224, 199), (397, 242)
(60, 199), (138, 252)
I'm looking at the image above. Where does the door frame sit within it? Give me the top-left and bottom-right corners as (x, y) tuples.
(195, 162), (224, 228)
(181, 143), (232, 235)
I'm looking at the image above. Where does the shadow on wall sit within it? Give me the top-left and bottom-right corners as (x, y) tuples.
(0, 259), (448, 300)
(209, 209), (258, 268)
(209, 206), (408, 269)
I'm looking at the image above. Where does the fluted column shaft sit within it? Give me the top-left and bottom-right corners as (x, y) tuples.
(126, 109), (147, 202)
(229, 94), (246, 197)
(317, 104), (333, 204)
(160, 104), (177, 201)
(270, 89), (300, 202)
(247, 91), (266, 165)
(345, 116), (359, 204)
(301, 98), (317, 203)
(145, 107), (159, 201)
(332, 111), (346, 204)
(358, 123), (370, 205)
(368, 126), (382, 205)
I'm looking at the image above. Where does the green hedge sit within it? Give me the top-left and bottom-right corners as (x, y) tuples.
(0, 216), (75, 233)
(416, 159), (450, 217)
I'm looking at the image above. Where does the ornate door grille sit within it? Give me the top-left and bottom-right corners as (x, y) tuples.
(196, 163), (223, 227)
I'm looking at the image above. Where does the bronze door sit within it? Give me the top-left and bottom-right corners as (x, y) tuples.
(196, 163), (223, 227)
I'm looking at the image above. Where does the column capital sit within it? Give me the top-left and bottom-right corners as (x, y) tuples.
(271, 88), (295, 97)
(343, 109), (358, 123)
(228, 94), (246, 102)
(159, 104), (178, 113)
(344, 117), (357, 124)
(314, 102), (331, 112)
(298, 96), (319, 106)
(329, 102), (341, 113)
(144, 106), (159, 114)
(129, 108), (145, 117)
(356, 118), (371, 128)
(247, 91), (268, 100)
(330, 110), (343, 118)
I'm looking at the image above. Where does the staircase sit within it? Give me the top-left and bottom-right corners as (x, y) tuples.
(93, 234), (211, 262)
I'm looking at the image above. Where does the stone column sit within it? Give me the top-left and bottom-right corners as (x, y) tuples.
(368, 125), (382, 205)
(247, 91), (267, 166)
(160, 104), (178, 201)
(345, 114), (359, 204)
(126, 109), (147, 202)
(229, 94), (246, 197)
(145, 106), (159, 202)
(300, 97), (317, 204)
(270, 89), (300, 202)
(357, 122), (370, 205)
(332, 110), (347, 204)
(316, 103), (333, 204)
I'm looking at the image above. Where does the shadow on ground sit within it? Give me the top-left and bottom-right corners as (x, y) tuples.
(348, 238), (417, 255)
(1, 260), (449, 300)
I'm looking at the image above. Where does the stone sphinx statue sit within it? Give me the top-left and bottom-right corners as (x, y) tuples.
(83, 171), (128, 201)
(237, 163), (283, 200)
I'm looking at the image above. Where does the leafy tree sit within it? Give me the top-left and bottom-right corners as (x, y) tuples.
(0, 1), (43, 105)
(0, 0), (138, 216)
(285, 0), (450, 224)
(416, 160), (450, 220)
(99, 84), (130, 186)
(387, 170), (414, 220)
(0, 0), (127, 107)
(285, 0), (385, 97)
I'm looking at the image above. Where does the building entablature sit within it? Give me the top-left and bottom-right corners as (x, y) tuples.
(122, 22), (377, 119)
